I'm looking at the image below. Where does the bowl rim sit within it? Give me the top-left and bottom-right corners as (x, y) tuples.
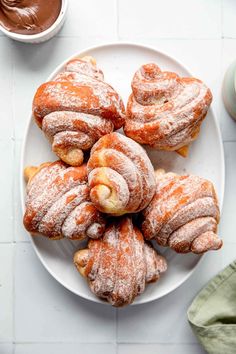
(20, 41), (225, 306)
(0, 0), (68, 40)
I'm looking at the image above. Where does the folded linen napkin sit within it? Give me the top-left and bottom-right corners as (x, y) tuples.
(188, 260), (236, 354)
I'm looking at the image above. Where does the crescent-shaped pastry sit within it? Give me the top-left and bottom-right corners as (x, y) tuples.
(33, 56), (125, 166)
(23, 161), (106, 240)
(74, 217), (167, 306)
(87, 132), (156, 215)
(141, 169), (222, 254)
(124, 63), (212, 157)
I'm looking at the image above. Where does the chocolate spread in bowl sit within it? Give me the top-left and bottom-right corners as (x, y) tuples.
(0, 0), (62, 35)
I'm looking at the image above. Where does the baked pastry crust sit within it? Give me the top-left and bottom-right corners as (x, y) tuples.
(87, 132), (156, 215)
(23, 160), (106, 240)
(141, 169), (222, 254)
(124, 63), (212, 157)
(74, 217), (167, 306)
(32, 56), (125, 166)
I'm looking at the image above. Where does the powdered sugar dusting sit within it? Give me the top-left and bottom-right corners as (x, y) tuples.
(65, 58), (104, 81)
(79, 217), (167, 306)
(87, 132), (156, 215)
(142, 171), (222, 254)
(169, 217), (217, 253)
(124, 63), (212, 151)
(42, 111), (114, 159)
(32, 57), (125, 165)
(33, 57), (125, 129)
(23, 161), (106, 240)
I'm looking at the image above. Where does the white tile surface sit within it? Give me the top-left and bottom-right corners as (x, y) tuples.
(15, 343), (116, 354)
(0, 344), (13, 354)
(0, 245), (13, 342)
(0, 37), (13, 140)
(222, 242), (236, 268)
(118, 0), (221, 39)
(14, 140), (30, 242)
(222, 0), (236, 38)
(118, 344), (206, 354)
(14, 244), (116, 342)
(117, 250), (222, 344)
(0, 140), (14, 243)
(58, 0), (117, 38)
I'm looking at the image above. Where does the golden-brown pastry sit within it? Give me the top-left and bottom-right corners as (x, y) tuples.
(87, 132), (156, 215)
(23, 161), (106, 240)
(124, 63), (213, 157)
(74, 217), (167, 306)
(32, 56), (125, 166)
(141, 170), (222, 254)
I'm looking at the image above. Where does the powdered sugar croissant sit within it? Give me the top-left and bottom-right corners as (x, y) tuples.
(87, 132), (156, 215)
(74, 217), (167, 306)
(23, 161), (106, 240)
(33, 56), (125, 166)
(141, 170), (222, 254)
(124, 63), (212, 157)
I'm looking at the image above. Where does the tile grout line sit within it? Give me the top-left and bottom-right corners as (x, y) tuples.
(11, 38), (18, 244)
(12, 243), (16, 352)
(11, 41), (16, 142)
(8, 340), (202, 344)
(10, 41), (15, 246)
(0, 241), (30, 244)
(11, 40), (16, 350)
(221, 0), (223, 39)
(52, 35), (236, 40)
(116, 0), (120, 40)
(11, 341), (117, 344)
(220, 29), (224, 272)
(115, 308), (118, 352)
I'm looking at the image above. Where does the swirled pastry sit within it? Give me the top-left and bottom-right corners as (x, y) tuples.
(33, 56), (125, 166)
(74, 217), (167, 306)
(87, 132), (156, 215)
(23, 161), (106, 240)
(141, 170), (222, 254)
(124, 63), (213, 157)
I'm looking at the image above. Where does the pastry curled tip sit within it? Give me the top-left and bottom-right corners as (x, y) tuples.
(154, 169), (177, 181)
(81, 56), (97, 66)
(190, 231), (223, 254)
(67, 56), (97, 67)
(74, 249), (89, 277)
(24, 162), (51, 183)
(154, 168), (166, 178)
(176, 145), (189, 158)
(53, 146), (84, 167)
(90, 184), (125, 215)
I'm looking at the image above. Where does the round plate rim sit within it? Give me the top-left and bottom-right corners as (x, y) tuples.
(20, 41), (225, 306)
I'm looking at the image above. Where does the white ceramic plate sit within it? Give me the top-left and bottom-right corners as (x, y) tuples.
(21, 43), (225, 305)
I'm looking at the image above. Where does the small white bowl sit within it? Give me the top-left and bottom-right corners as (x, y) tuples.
(0, 0), (68, 44)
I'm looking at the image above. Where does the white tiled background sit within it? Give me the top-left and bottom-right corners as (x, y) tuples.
(0, 0), (236, 353)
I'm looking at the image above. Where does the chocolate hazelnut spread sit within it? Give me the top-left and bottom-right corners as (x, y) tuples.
(0, 0), (62, 35)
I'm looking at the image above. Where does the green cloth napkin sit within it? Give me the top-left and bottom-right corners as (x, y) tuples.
(188, 260), (236, 354)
